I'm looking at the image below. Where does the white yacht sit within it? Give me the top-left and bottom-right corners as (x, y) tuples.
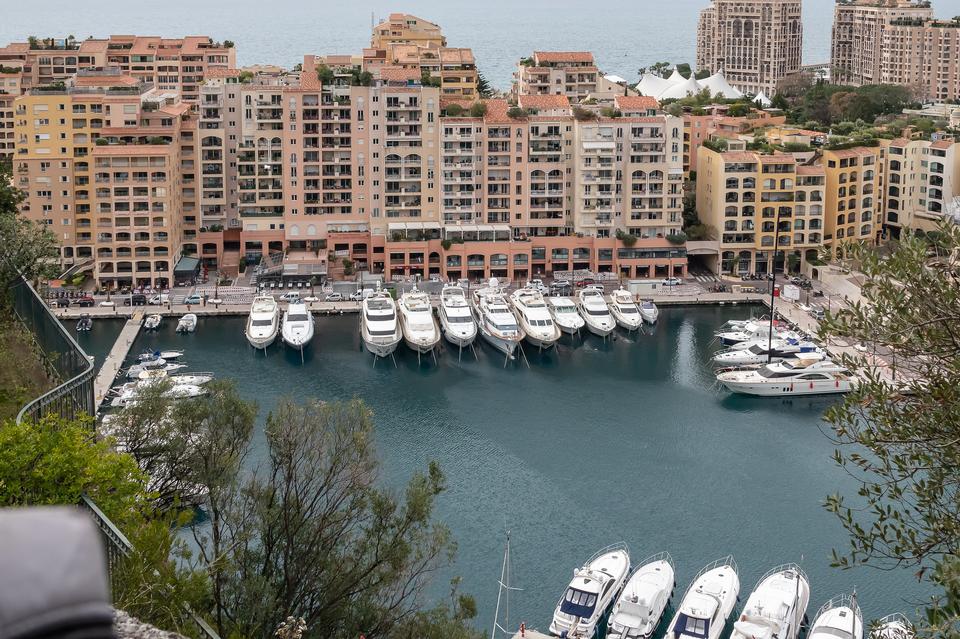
(664, 556), (740, 639)
(397, 287), (441, 354)
(607, 551), (675, 639)
(608, 287), (643, 331)
(176, 313), (197, 333)
(281, 302), (314, 350)
(109, 383), (206, 408)
(713, 339), (822, 366)
(472, 281), (524, 357)
(731, 565), (810, 639)
(639, 299), (659, 324)
(126, 362), (186, 379)
(576, 289), (616, 337)
(716, 321), (796, 346)
(245, 295), (280, 350)
(144, 314), (162, 330)
(510, 287), (561, 349)
(717, 358), (856, 396)
(809, 595), (863, 639)
(360, 291), (402, 358)
(138, 349), (184, 362)
(547, 296), (585, 335)
(135, 369), (214, 386)
(871, 614), (913, 639)
(549, 543), (631, 638)
(438, 285), (477, 348)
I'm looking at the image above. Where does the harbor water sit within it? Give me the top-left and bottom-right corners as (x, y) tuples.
(120, 306), (928, 634)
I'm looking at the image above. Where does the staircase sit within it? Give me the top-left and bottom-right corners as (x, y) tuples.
(58, 258), (95, 281)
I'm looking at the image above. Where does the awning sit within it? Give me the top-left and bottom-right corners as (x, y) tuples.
(173, 256), (200, 275)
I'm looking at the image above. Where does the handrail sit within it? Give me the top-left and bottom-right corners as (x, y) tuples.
(754, 563), (808, 591)
(814, 593), (862, 625)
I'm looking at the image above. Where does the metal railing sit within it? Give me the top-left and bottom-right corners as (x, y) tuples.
(11, 275), (95, 424)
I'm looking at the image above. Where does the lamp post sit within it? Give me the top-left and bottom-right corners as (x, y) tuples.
(767, 206), (784, 363)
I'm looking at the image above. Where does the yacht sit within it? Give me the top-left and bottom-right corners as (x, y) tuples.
(607, 552), (675, 639)
(472, 281), (524, 357)
(135, 369), (215, 386)
(397, 287), (441, 354)
(245, 295), (280, 350)
(713, 339), (822, 366)
(608, 287), (643, 331)
(126, 362), (186, 379)
(639, 299), (659, 324)
(664, 556), (740, 639)
(76, 314), (92, 332)
(731, 565), (810, 639)
(175, 313), (196, 333)
(809, 595), (863, 639)
(576, 289), (616, 337)
(547, 296), (585, 334)
(717, 358), (856, 396)
(281, 302), (314, 350)
(438, 285), (477, 348)
(511, 287), (561, 349)
(109, 383), (206, 408)
(871, 614), (913, 639)
(716, 321), (796, 346)
(144, 314), (162, 331)
(360, 291), (402, 358)
(549, 543), (631, 638)
(138, 349), (184, 362)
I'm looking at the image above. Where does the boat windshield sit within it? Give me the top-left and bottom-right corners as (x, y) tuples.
(560, 588), (598, 619)
(251, 319), (274, 327)
(641, 301), (656, 309)
(369, 328), (397, 336)
(757, 367), (798, 379)
(673, 614), (710, 639)
(492, 320), (519, 332)
(366, 311), (395, 322)
(446, 315), (473, 323)
(619, 305), (639, 313)
(586, 308), (610, 317)
(748, 344), (767, 354)
(287, 314), (310, 322)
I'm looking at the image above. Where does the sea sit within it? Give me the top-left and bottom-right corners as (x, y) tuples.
(76, 308), (931, 635)
(6, 0), (960, 91)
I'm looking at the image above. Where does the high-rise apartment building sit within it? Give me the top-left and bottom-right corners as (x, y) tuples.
(514, 52), (600, 103)
(883, 138), (960, 237)
(821, 146), (885, 254)
(695, 0), (803, 96)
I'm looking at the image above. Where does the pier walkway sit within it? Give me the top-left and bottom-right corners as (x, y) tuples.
(93, 313), (143, 412)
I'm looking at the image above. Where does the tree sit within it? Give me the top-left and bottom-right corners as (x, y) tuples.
(469, 102), (487, 118)
(649, 61), (671, 78)
(476, 72), (494, 98)
(819, 224), (960, 638)
(445, 103), (464, 116)
(316, 65), (334, 85)
(0, 161), (59, 291)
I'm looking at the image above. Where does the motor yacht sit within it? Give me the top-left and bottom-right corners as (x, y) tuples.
(549, 543), (631, 638)
(639, 299), (659, 324)
(109, 383), (206, 408)
(547, 296), (585, 334)
(716, 320), (796, 346)
(135, 369), (215, 386)
(511, 287), (561, 349)
(664, 556), (740, 639)
(176, 313), (196, 333)
(608, 287), (643, 331)
(438, 285), (477, 348)
(731, 565), (810, 639)
(245, 295), (279, 350)
(138, 349), (184, 362)
(576, 289), (616, 337)
(76, 314), (92, 332)
(713, 338), (822, 366)
(397, 287), (441, 354)
(144, 314), (162, 331)
(472, 280), (524, 357)
(607, 551), (675, 639)
(126, 362), (186, 379)
(281, 302), (314, 350)
(809, 595), (863, 639)
(360, 291), (402, 358)
(871, 614), (913, 639)
(717, 358), (856, 396)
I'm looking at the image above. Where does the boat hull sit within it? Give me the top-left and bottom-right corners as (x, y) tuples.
(363, 335), (401, 358)
(640, 310), (658, 324)
(403, 335), (440, 354)
(719, 379), (854, 396)
(556, 321), (582, 334)
(585, 320), (615, 337)
(281, 323), (314, 349)
(479, 329), (519, 356)
(614, 316), (643, 331)
(442, 327), (476, 348)
(246, 331), (277, 350)
(524, 332), (559, 349)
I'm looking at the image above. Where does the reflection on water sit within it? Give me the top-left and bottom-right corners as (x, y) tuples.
(118, 307), (926, 632)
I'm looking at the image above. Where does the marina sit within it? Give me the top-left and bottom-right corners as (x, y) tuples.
(103, 306), (928, 631)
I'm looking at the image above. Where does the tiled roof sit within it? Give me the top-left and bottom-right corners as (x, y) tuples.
(379, 66), (420, 83)
(931, 139), (955, 149)
(74, 74), (139, 87)
(204, 68), (240, 78)
(614, 95), (659, 111)
(827, 147), (878, 158)
(720, 152), (761, 162)
(518, 94), (570, 110)
(796, 165), (825, 175)
(440, 48), (475, 65)
(534, 51), (594, 64)
(483, 99), (514, 124)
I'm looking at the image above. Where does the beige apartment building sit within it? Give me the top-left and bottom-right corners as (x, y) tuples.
(821, 146), (885, 254)
(695, 0), (803, 96)
(13, 71), (198, 288)
(883, 138), (960, 237)
(515, 52), (600, 103)
(696, 148), (825, 274)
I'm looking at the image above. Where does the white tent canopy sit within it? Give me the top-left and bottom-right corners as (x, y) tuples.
(636, 68), (743, 101)
(700, 71), (743, 99)
(666, 68), (686, 85)
(659, 75), (703, 100)
(604, 74), (627, 84)
(636, 72), (672, 98)
(753, 91), (772, 107)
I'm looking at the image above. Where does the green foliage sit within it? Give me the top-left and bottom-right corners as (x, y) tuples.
(0, 415), (145, 528)
(223, 40), (234, 49)
(726, 103), (752, 117)
(238, 70), (254, 83)
(349, 68), (372, 87)
(786, 83), (913, 127)
(441, 239), (453, 250)
(572, 106), (596, 121)
(616, 229), (638, 247)
(469, 102), (487, 118)
(818, 223), (960, 638)
(445, 103), (464, 117)
(506, 106), (527, 119)
(420, 70), (442, 88)
(665, 232), (687, 244)
(519, 56), (534, 67)
(342, 257), (354, 275)
(600, 107), (622, 118)
(685, 224), (716, 241)
(476, 72), (494, 98)
(316, 64), (334, 85)
(702, 137), (729, 153)
(782, 142), (813, 152)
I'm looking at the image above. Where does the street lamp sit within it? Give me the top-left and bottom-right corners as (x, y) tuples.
(767, 206), (785, 363)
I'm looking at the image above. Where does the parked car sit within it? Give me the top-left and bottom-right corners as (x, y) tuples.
(810, 308), (826, 321)
(585, 284), (605, 292)
(123, 293), (147, 306)
(550, 281), (572, 295)
(325, 292), (344, 302)
(661, 277), (682, 286)
(279, 292), (300, 302)
(51, 298), (71, 308)
(183, 293), (203, 305)
(99, 300), (115, 307)
(575, 278), (596, 288)
(76, 296), (95, 307)
(349, 289), (374, 301)
(148, 294), (170, 305)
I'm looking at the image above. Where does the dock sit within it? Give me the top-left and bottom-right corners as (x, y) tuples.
(93, 314), (143, 412)
(511, 630), (551, 639)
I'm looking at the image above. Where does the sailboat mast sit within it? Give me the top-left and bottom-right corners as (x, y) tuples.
(491, 532), (510, 639)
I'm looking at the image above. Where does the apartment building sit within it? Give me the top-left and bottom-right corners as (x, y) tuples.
(371, 14), (446, 49)
(696, 148), (825, 274)
(0, 67), (23, 158)
(682, 110), (786, 175)
(13, 72), (198, 288)
(0, 35), (235, 100)
(515, 52), (599, 103)
(883, 138), (960, 237)
(695, 0), (803, 95)
(821, 146), (884, 254)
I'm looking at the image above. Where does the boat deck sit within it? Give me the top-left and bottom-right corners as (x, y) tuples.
(93, 313), (144, 413)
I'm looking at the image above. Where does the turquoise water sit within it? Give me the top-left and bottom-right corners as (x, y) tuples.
(121, 307), (928, 634)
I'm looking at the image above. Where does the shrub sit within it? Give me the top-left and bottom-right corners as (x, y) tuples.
(445, 103), (464, 116)
(507, 106), (526, 119)
(666, 232), (688, 244)
(441, 239), (453, 250)
(469, 102), (487, 118)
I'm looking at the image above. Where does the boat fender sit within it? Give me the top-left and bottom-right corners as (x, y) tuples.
(789, 383), (794, 392)
(810, 382), (814, 390)
(835, 379), (839, 388)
